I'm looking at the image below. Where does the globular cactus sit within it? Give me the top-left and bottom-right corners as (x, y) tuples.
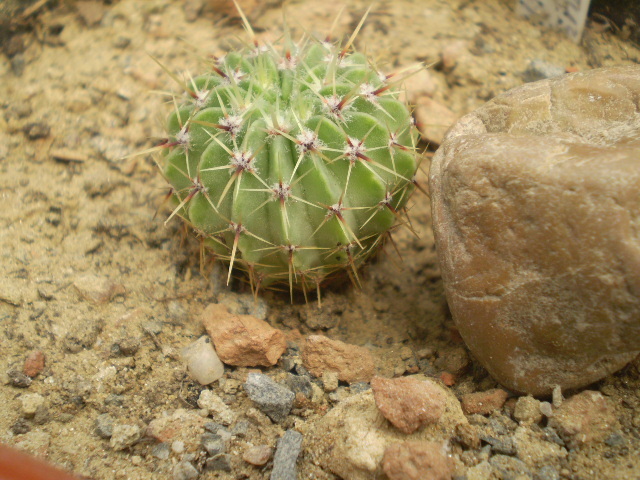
(155, 7), (421, 296)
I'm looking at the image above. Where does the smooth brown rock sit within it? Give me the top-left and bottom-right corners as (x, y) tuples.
(381, 441), (452, 480)
(201, 303), (286, 367)
(371, 376), (447, 434)
(429, 65), (640, 395)
(301, 335), (375, 384)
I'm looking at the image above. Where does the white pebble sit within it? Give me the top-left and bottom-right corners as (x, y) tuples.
(181, 336), (224, 385)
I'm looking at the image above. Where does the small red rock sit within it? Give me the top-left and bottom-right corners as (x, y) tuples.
(382, 441), (452, 480)
(440, 372), (456, 386)
(242, 445), (272, 466)
(301, 335), (375, 384)
(460, 389), (509, 415)
(23, 350), (45, 378)
(202, 304), (287, 367)
(548, 390), (617, 449)
(371, 376), (447, 434)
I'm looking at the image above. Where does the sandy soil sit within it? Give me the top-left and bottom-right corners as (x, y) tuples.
(1, 0), (639, 479)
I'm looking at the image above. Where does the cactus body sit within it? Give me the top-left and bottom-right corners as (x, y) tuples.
(160, 22), (419, 293)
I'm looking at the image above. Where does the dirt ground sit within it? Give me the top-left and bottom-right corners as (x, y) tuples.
(1, 0), (639, 479)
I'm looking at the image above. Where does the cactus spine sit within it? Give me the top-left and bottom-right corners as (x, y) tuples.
(156, 6), (421, 297)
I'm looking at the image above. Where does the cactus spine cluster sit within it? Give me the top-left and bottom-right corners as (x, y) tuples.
(157, 7), (420, 296)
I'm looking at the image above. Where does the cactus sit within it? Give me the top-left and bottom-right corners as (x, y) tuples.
(155, 6), (421, 297)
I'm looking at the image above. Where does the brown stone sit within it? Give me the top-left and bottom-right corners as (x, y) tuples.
(23, 350), (45, 378)
(382, 441), (452, 480)
(548, 390), (617, 449)
(371, 376), (447, 434)
(301, 335), (375, 384)
(460, 389), (509, 415)
(429, 65), (640, 395)
(201, 303), (286, 367)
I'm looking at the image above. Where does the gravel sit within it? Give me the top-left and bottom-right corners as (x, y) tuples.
(270, 430), (303, 480)
(244, 373), (295, 423)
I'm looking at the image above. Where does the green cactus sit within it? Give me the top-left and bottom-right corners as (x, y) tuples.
(156, 7), (420, 296)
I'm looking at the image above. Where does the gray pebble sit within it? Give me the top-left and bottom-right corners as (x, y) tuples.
(522, 59), (565, 83)
(105, 394), (125, 406)
(232, 420), (250, 438)
(201, 433), (226, 456)
(285, 373), (313, 399)
(280, 354), (302, 372)
(167, 301), (188, 323)
(489, 454), (531, 480)
(11, 418), (30, 435)
(244, 373), (294, 423)
(350, 382), (370, 394)
(542, 426), (565, 447)
(114, 337), (140, 356)
(173, 460), (199, 480)
(23, 122), (50, 140)
(63, 321), (102, 353)
(151, 442), (171, 460)
(270, 430), (303, 480)
(535, 465), (560, 480)
(109, 424), (141, 451)
(205, 453), (232, 472)
(95, 413), (115, 439)
(604, 432), (626, 447)
(142, 320), (163, 336)
(480, 434), (516, 455)
(8, 370), (32, 388)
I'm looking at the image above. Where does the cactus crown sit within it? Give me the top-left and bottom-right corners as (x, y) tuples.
(155, 5), (421, 299)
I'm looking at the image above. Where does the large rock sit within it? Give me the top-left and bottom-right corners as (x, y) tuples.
(429, 65), (640, 395)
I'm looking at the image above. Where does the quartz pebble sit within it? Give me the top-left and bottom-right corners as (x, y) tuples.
(182, 336), (224, 385)
(243, 445), (272, 466)
(430, 65), (640, 395)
